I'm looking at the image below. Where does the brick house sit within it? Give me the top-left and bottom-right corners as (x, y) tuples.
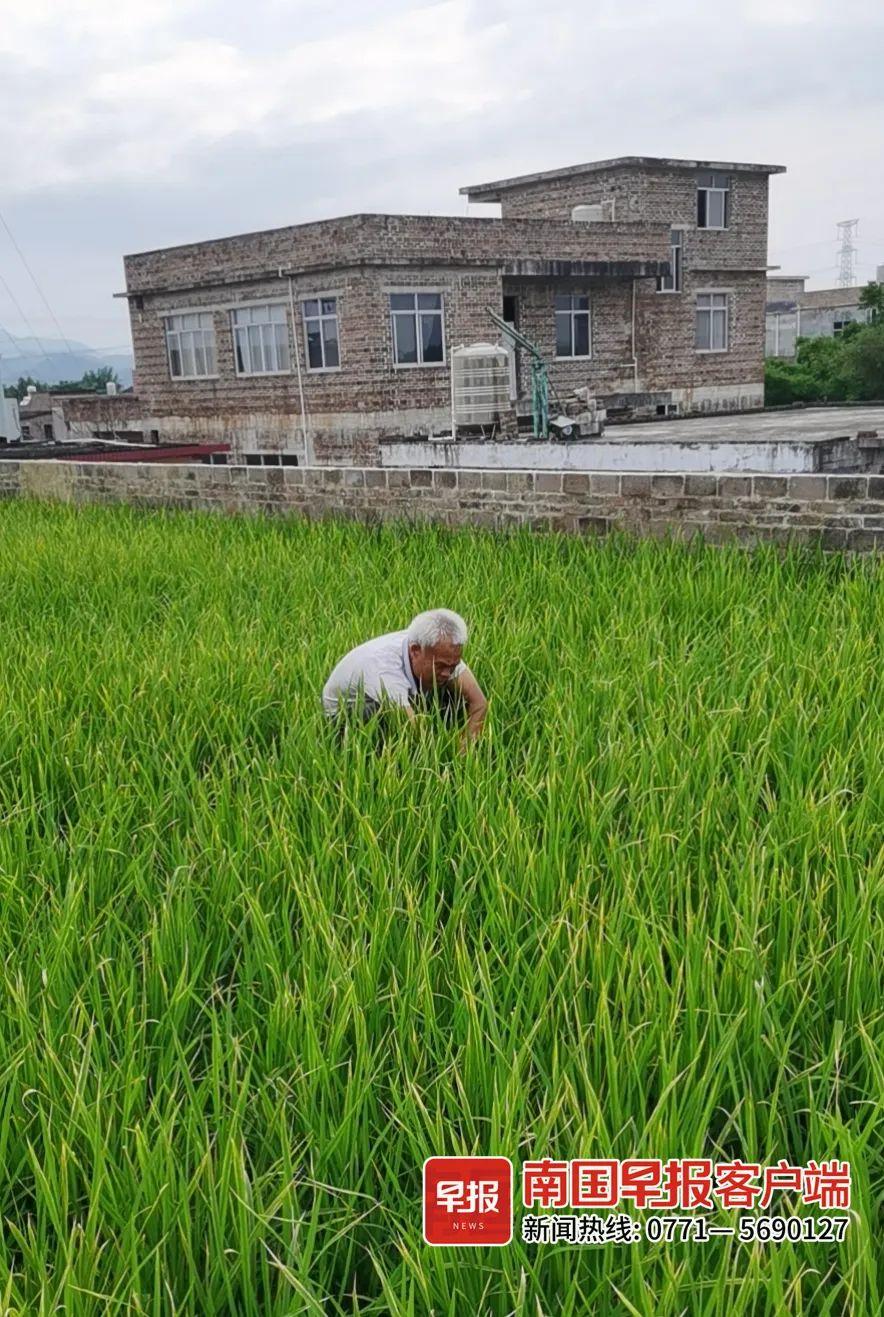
(116, 156), (784, 463)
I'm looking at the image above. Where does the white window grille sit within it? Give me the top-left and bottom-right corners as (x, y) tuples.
(390, 292), (445, 366)
(554, 293), (591, 358)
(658, 229), (683, 293)
(302, 298), (340, 370)
(695, 293), (729, 351)
(697, 172), (730, 230)
(165, 313), (217, 378)
(231, 304), (291, 375)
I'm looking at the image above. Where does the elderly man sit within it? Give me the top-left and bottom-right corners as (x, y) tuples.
(322, 608), (487, 747)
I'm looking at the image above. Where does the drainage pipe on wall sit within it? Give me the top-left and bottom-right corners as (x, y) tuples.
(612, 278), (640, 394)
(631, 277), (638, 393)
(280, 270), (313, 468)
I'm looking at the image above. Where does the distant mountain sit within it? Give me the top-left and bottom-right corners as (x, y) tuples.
(0, 334), (134, 388)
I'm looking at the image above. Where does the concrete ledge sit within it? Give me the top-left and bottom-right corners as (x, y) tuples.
(1, 459), (884, 553)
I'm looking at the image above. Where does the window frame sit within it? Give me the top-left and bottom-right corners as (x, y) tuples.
(389, 291), (446, 369)
(164, 312), (218, 380)
(657, 229), (684, 294)
(695, 291), (730, 353)
(697, 172), (731, 231)
(554, 292), (592, 360)
(230, 302), (292, 377)
(302, 295), (342, 373)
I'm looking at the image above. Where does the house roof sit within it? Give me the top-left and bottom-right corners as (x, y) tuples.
(461, 156), (787, 202)
(18, 390), (53, 415)
(766, 284), (872, 312)
(120, 212), (672, 297)
(0, 441), (228, 463)
(795, 286), (868, 310)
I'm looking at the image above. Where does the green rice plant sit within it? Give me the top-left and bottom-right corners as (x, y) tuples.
(0, 497), (880, 1315)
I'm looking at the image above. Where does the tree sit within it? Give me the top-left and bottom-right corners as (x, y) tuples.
(82, 366), (120, 392)
(842, 322), (884, 399)
(765, 318), (884, 405)
(3, 375), (48, 401)
(54, 366), (121, 394)
(793, 332), (854, 400)
(858, 281), (884, 321)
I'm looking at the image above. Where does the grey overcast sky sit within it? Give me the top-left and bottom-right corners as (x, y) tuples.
(0, 0), (882, 349)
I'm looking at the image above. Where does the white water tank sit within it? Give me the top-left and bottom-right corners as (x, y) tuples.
(450, 343), (510, 429)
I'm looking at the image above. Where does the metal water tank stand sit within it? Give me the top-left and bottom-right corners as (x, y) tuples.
(486, 306), (550, 439)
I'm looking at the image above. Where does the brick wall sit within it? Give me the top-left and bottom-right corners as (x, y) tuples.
(491, 164), (773, 412)
(495, 167), (770, 269)
(124, 214), (673, 463)
(129, 265), (510, 461)
(766, 278), (806, 306)
(118, 172), (773, 462)
(2, 460), (883, 552)
(508, 276), (636, 398)
(124, 213), (669, 293)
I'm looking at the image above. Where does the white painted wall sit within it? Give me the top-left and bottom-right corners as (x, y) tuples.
(378, 438), (816, 474)
(0, 395), (21, 443)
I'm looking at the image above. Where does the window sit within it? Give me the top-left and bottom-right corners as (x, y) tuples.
(695, 293), (729, 351)
(303, 298), (340, 370)
(833, 312), (854, 336)
(239, 452), (297, 467)
(231, 303), (291, 375)
(165, 312), (217, 378)
(658, 229), (683, 293)
(555, 293), (591, 358)
(390, 292), (445, 366)
(697, 172), (730, 229)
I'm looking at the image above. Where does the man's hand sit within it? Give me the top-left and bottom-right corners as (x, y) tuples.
(451, 664), (488, 751)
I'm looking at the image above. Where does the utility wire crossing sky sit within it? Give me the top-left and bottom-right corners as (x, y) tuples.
(0, 0), (881, 349)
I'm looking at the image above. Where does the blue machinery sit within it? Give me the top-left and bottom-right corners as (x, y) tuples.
(485, 306), (550, 440)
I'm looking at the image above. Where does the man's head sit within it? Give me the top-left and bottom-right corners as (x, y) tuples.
(406, 608), (468, 691)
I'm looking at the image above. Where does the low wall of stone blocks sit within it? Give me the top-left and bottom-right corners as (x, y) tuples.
(2, 459), (884, 552)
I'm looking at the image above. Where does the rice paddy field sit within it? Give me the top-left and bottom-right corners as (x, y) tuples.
(0, 496), (881, 1316)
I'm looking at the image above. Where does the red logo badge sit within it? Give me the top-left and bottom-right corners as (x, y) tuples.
(423, 1156), (513, 1246)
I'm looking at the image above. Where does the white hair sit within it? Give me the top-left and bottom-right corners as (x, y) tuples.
(407, 608), (468, 650)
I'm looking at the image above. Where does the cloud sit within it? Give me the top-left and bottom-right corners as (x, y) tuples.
(2, 1), (513, 193)
(0, 0), (881, 344)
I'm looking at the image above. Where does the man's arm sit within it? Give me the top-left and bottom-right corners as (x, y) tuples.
(451, 664), (488, 746)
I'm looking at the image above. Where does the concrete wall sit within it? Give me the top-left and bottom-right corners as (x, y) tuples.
(378, 437), (818, 473)
(3, 459), (884, 552)
(798, 305), (873, 341)
(379, 430), (884, 474)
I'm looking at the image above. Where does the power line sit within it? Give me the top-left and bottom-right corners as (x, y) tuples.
(0, 205), (77, 358)
(0, 321), (35, 358)
(0, 270), (59, 373)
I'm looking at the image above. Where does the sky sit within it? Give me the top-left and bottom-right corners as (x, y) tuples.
(0, 0), (882, 351)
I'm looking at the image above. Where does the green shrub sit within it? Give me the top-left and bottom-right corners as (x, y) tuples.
(842, 321), (884, 399)
(765, 319), (884, 405)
